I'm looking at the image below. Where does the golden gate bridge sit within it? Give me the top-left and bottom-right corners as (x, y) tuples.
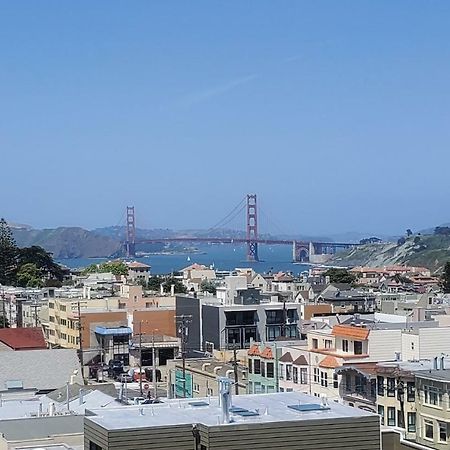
(124, 194), (357, 263)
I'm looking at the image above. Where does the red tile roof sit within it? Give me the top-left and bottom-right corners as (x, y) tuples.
(319, 355), (340, 369)
(260, 347), (274, 359)
(332, 324), (370, 340)
(0, 327), (47, 350)
(247, 344), (261, 356)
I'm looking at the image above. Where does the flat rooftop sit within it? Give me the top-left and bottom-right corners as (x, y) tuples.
(87, 392), (375, 430)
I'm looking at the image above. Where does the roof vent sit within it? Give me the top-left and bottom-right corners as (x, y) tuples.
(288, 403), (330, 412)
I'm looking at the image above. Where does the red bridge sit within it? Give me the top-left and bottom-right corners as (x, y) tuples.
(124, 195), (357, 263)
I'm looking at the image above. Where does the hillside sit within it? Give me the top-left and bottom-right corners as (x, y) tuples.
(330, 234), (450, 272)
(13, 227), (121, 259)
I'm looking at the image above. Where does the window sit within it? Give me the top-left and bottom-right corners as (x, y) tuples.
(342, 339), (349, 352)
(248, 358), (253, 374)
(407, 412), (416, 433)
(49, 316), (55, 323)
(266, 362), (274, 378)
(60, 333), (67, 340)
(333, 373), (338, 389)
(293, 366), (298, 384)
(60, 318), (67, 326)
(424, 385), (442, 407)
(354, 341), (363, 355)
(312, 338), (318, 349)
(320, 371), (328, 387)
(193, 383), (200, 393)
(300, 368), (307, 384)
(397, 409), (405, 429)
(324, 339), (332, 349)
(407, 382), (415, 402)
(387, 378), (395, 397)
(378, 405), (385, 425)
(314, 368), (319, 383)
(254, 359), (261, 375)
(286, 365), (292, 381)
(345, 373), (351, 392)
(424, 419), (434, 440)
(279, 363), (284, 379)
(377, 376), (384, 396)
(89, 442), (103, 450)
(439, 422), (448, 443)
(387, 407), (396, 427)
(60, 305), (66, 312)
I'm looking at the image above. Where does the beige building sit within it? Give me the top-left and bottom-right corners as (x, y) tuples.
(46, 297), (120, 348)
(415, 367), (450, 449)
(126, 261), (151, 284)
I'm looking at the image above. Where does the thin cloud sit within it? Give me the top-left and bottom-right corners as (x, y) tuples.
(175, 74), (258, 109)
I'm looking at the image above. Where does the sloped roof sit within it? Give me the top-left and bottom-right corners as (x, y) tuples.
(319, 355), (340, 369)
(279, 352), (293, 363)
(332, 324), (370, 340)
(0, 327), (46, 350)
(247, 344), (260, 356)
(127, 261), (151, 269)
(293, 355), (308, 366)
(260, 347), (274, 359)
(0, 349), (83, 392)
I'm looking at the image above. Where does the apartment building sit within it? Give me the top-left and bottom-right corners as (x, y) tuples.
(415, 367), (450, 449)
(176, 294), (301, 352)
(85, 391), (381, 450)
(167, 358), (247, 398)
(47, 297), (121, 348)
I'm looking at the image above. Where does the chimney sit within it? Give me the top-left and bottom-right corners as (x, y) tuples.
(433, 357), (438, 370)
(49, 402), (56, 416)
(218, 377), (232, 424)
(440, 356), (445, 371)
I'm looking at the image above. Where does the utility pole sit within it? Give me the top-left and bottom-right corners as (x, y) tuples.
(176, 315), (192, 398)
(232, 343), (239, 395)
(152, 330), (157, 400)
(32, 302), (39, 327)
(139, 321), (143, 396)
(77, 301), (84, 379)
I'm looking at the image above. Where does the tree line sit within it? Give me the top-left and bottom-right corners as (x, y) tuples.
(0, 218), (65, 288)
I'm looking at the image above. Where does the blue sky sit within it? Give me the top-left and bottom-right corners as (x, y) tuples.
(1, 1), (450, 235)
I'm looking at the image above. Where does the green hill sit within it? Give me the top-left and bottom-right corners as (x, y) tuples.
(330, 234), (450, 272)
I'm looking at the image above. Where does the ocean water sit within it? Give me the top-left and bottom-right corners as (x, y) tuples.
(57, 243), (310, 275)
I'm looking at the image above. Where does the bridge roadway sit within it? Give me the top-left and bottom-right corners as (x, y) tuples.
(133, 237), (353, 247)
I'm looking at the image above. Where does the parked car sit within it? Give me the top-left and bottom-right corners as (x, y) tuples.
(117, 373), (133, 383)
(108, 359), (124, 378)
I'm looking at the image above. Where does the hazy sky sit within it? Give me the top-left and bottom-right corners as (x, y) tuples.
(1, 1), (450, 236)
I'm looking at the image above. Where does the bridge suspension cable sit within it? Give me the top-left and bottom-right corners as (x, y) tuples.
(208, 197), (247, 231)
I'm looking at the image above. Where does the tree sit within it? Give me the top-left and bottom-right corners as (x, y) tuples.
(0, 218), (18, 286)
(18, 246), (64, 281)
(162, 277), (187, 294)
(200, 279), (217, 294)
(0, 316), (10, 328)
(324, 268), (356, 284)
(147, 276), (163, 291)
(16, 263), (43, 288)
(441, 262), (450, 294)
(83, 261), (129, 276)
(406, 229), (413, 237)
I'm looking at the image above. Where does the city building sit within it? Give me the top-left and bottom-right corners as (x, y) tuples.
(126, 261), (151, 285)
(167, 358), (247, 398)
(0, 327), (47, 351)
(84, 391), (382, 450)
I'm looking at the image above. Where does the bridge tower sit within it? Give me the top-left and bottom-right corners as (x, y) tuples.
(125, 206), (136, 258)
(246, 194), (259, 262)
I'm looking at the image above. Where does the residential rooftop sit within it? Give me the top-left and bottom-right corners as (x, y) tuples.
(414, 368), (450, 382)
(86, 392), (375, 430)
